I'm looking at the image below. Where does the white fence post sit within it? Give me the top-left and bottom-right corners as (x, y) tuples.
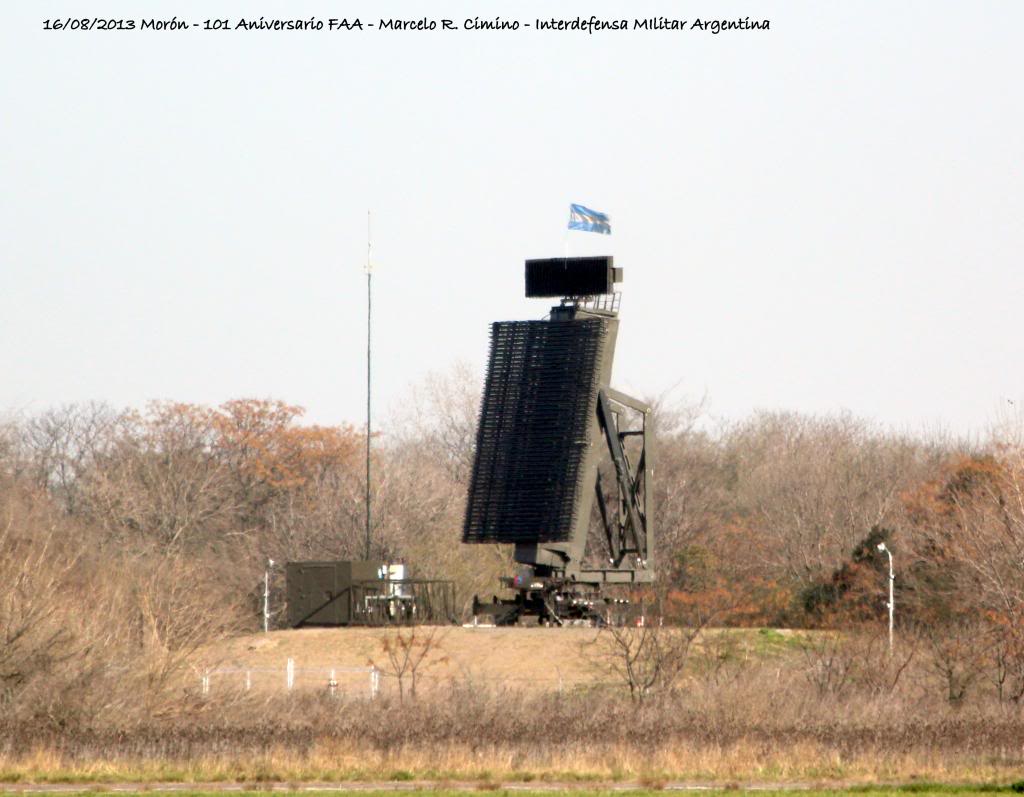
(201, 663), (376, 698)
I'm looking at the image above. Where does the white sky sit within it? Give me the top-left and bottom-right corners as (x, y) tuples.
(2, 1), (1022, 437)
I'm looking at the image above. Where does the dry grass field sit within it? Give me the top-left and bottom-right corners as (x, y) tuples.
(5, 626), (1023, 788)
(205, 626), (604, 693)
(199, 625), (808, 697)
(0, 786), (1015, 790)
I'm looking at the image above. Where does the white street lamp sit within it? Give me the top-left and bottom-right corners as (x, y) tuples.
(876, 542), (894, 652)
(263, 558), (276, 634)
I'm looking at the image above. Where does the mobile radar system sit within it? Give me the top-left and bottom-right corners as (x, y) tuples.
(463, 256), (654, 625)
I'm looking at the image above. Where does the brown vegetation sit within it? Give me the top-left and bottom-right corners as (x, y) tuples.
(2, 369), (1024, 783)
(368, 626), (449, 701)
(3, 662), (1024, 784)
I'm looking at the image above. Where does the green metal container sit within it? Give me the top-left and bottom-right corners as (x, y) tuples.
(286, 560), (385, 627)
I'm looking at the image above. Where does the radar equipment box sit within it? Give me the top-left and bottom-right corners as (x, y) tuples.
(286, 560), (386, 627)
(286, 560), (457, 627)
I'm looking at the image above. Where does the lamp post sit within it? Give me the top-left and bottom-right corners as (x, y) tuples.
(876, 542), (894, 652)
(263, 558), (275, 634)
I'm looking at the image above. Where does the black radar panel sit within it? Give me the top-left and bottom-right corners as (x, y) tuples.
(524, 256), (617, 298)
(462, 318), (608, 544)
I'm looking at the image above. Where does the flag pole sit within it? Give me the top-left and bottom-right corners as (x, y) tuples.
(564, 204), (570, 261)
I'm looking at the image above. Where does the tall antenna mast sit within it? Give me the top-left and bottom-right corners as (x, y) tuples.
(364, 210), (373, 560)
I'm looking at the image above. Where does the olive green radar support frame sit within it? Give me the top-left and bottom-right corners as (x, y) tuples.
(510, 305), (654, 586)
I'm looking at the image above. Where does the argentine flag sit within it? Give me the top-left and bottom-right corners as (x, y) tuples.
(568, 204), (611, 235)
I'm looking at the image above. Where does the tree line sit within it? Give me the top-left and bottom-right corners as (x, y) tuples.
(2, 364), (1024, 719)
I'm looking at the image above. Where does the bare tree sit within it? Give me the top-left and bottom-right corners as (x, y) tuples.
(798, 629), (916, 698)
(586, 622), (703, 703)
(80, 404), (238, 548)
(369, 626), (448, 701)
(0, 515), (78, 702)
(389, 361), (481, 485)
(20, 402), (117, 515)
(987, 626), (1024, 703)
(724, 411), (940, 590)
(919, 621), (990, 704)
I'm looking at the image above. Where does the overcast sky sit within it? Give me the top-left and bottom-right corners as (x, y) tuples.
(2, 1), (1022, 437)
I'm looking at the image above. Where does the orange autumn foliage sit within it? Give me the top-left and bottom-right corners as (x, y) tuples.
(211, 399), (360, 491)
